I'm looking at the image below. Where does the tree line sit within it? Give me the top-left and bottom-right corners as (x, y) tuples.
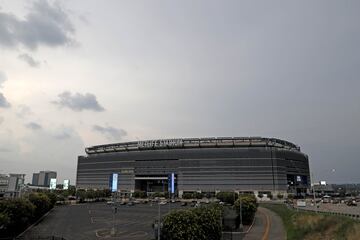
(0, 191), (57, 238)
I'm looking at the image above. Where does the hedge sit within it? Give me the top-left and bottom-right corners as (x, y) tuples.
(161, 204), (222, 240)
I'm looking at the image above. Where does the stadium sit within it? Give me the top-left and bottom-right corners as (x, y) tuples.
(76, 137), (310, 197)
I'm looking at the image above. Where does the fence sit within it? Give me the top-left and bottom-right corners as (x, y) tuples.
(15, 236), (67, 240)
(289, 204), (360, 221)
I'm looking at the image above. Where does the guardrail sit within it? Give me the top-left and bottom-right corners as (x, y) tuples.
(291, 205), (360, 221)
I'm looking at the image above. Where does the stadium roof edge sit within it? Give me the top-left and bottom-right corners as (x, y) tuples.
(85, 137), (301, 155)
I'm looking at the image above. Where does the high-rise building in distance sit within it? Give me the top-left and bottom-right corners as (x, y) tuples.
(32, 171), (57, 187)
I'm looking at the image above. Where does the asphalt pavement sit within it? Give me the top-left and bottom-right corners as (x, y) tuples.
(243, 207), (285, 240)
(22, 202), (184, 240)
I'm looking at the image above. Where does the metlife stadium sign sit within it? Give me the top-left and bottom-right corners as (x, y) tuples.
(109, 173), (118, 192)
(137, 139), (183, 148)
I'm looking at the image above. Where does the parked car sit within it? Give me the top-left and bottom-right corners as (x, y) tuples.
(347, 200), (357, 206)
(181, 202), (187, 206)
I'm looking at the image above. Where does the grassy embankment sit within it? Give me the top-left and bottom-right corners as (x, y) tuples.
(261, 203), (360, 240)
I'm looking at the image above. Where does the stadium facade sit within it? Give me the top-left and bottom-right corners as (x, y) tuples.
(76, 137), (310, 197)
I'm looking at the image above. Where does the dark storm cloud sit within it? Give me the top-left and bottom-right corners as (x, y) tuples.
(0, 93), (10, 108)
(93, 125), (127, 140)
(0, 0), (75, 50)
(25, 122), (42, 130)
(18, 53), (40, 67)
(52, 91), (105, 112)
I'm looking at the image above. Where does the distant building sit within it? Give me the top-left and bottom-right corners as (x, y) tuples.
(32, 173), (39, 185)
(0, 174), (9, 196)
(0, 173), (25, 198)
(313, 182), (335, 196)
(32, 171), (57, 187)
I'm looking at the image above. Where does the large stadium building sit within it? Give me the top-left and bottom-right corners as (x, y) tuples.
(76, 137), (310, 197)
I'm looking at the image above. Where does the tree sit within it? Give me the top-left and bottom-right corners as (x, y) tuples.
(0, 212), (10, 230)
(234, 194), (258, 225)
(44, 191), (57, 206)
(76, 189), (87, 202)
(216, 192), (238, 205)
(161, 204), (222, 240)
(0, 199), (35, 235)
(28, 193), (52, 219)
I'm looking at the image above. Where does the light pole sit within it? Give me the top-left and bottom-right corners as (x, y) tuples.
(239, 193), (243, 232)
(311, 172), (317, 213)
(158, 202), (161, 240)
(111, 194), (116, 236)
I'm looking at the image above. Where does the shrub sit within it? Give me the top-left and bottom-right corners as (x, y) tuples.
(277, 194), (284, 199)
(28, 193), (52, 219)
(267, 193), (273, 200)
(161, 204), (222, 240)
(194, 192), (204, 199)
(234, 194), (258, 225)
(257, 193), (263, 199)
(152, 192), (165, 198)
(287, 193), (295, 200)
(182, 192), (194, 199)
(216, 192), (238, 205)
(133, 191), (147, 198)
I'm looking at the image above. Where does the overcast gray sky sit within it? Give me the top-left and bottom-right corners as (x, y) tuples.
(0, 0), (359, 184)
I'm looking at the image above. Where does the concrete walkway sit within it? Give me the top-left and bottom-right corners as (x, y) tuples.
(243, 207), (286, 240)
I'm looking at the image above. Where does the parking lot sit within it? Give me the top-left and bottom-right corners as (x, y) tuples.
(22, 202), (186, 240)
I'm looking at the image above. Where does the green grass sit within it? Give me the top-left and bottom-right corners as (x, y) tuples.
(261, 203), (360, 240)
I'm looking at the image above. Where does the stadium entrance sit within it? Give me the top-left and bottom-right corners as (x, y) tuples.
(135, 175), (176, 193)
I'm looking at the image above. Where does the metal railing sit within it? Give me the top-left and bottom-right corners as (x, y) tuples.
(85, 137), (301, 154)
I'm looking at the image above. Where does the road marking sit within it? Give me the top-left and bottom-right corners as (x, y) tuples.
(260, 208), (271, 240)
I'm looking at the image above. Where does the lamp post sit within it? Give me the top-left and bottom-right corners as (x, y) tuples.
(311, 172), (317, 213)
(158, 202), (161, 240)
(239, 193), (243, 232)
